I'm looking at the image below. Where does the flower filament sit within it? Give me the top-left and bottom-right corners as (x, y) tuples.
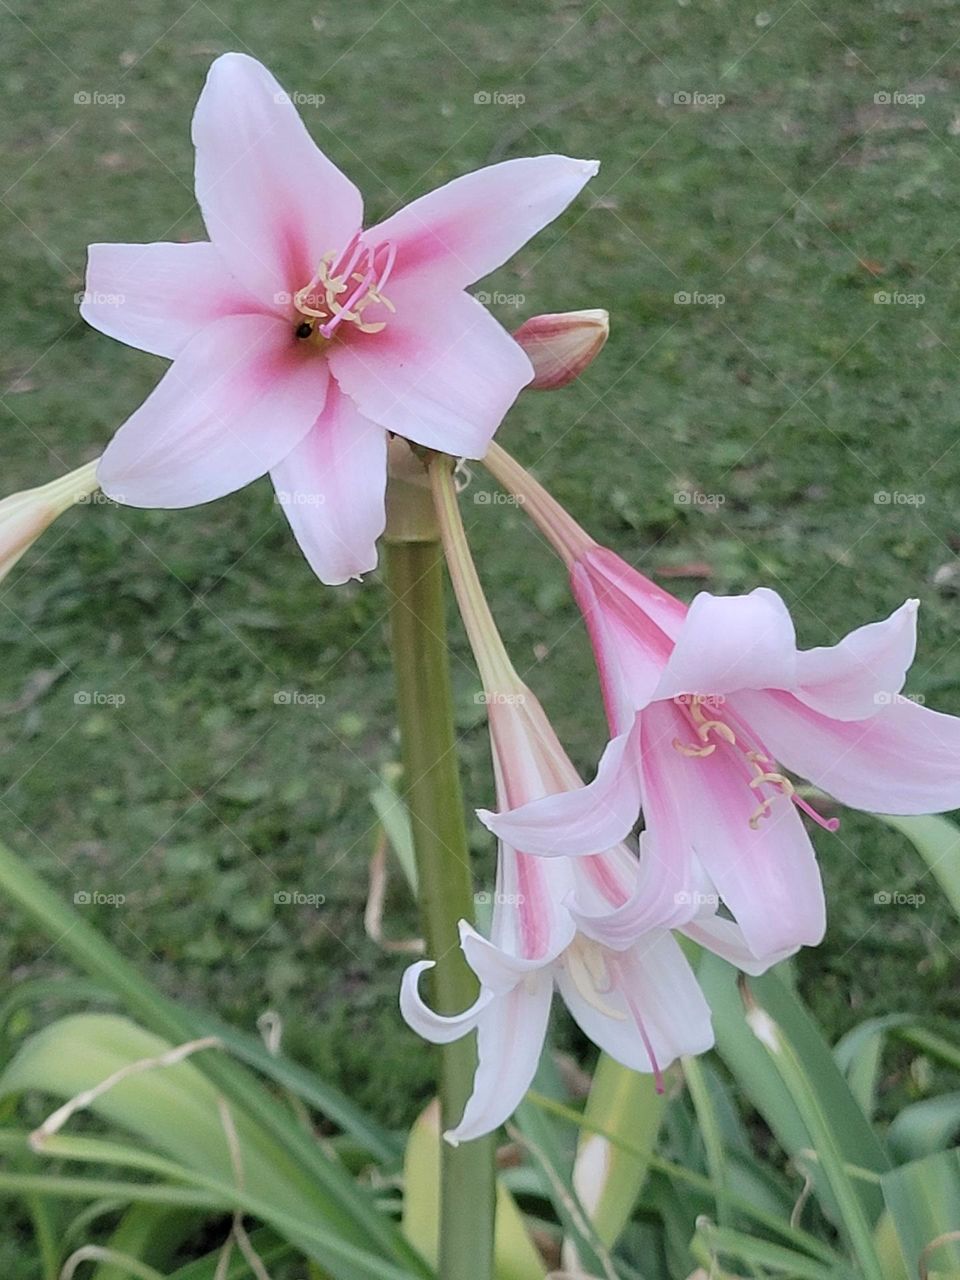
(672, 694), (839, 833)
(294, 233), (396, 340)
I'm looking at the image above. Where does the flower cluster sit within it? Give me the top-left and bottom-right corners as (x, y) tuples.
(400, 446), (960, 1141)
(5, 52), (959, 1148)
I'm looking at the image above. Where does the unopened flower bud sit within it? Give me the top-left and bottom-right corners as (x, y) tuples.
(0, 460), (100, 584)
(513, 309), (609, 390)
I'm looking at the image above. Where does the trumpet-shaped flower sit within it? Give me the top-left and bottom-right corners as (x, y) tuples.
(81, 53), (598, 584)
(401, 686), (787, 1145)
(482, 540), (960, 960)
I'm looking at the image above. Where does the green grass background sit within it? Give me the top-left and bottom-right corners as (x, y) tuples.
(1, 0), (959, 1178)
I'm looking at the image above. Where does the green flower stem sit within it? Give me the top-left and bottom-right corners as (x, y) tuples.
(384, 442), (495, 1280)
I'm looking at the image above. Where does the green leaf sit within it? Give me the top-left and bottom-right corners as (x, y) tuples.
(166, 1229), (295, 1279)
(0, 1016), (424, 1280)
(402, 1100), (546, 1280)
(691, 1221), (851, 1280)
(93, 1205), (207, 1280)
(739, 994), (885, 1280)
(882, 1149), (960, 1277)
(834, 1015), (913, 1120)
(0, 837), (431, 1280)
(873, 814), (960, 919)
(370, 773), (418, 893)
(887, 1093), (960, 1161)
(698, 955), (889, 1224)
(570, 1054), (662, 1251)
(185, 1008), (400, 1164)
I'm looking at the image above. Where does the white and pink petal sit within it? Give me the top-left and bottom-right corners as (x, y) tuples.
(192, 53), (362, 308)
(328, 288), (533, 458)
(80, 241), (259, 359)
(557, 932), (713, 1075)
(651, 588), (799, 704)
(793, 599), (919, 721)
(479, 721), (643, 858)
(270, 384), (386, 586)
(97, 314), (327, 508)
(364, 154), (598, 291)
(739, 689), (960, 816)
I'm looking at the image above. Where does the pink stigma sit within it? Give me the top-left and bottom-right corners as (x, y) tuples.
(792, 792), (840, 832)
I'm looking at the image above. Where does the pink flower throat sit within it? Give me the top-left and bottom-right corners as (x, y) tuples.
(293, 232), (397, 340)
(671, 694), (840, 834)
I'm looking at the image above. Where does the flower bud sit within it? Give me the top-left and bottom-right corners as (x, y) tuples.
(513, 309), (609, 390)
(0, 460), (100, 583)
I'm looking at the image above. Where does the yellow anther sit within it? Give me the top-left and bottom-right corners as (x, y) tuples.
(293, 247), (395, 338)
(748, 797), (774, 829)
(673, 737), (716, 758)
(749, 770), (795, 797)
(696, 719), (737, 745)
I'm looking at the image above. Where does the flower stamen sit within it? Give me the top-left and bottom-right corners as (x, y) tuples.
(674, 698), (840, 834)
(293, 238), (396, 340)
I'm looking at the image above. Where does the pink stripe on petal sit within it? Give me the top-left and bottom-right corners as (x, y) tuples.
(192, 54), (362, 307)
(98, 314), (327, 508)
(270, 384), (387, 586)
(327, 287), (533, 458)
(81, 241), (262, 359)
(363, 154), (598, 290)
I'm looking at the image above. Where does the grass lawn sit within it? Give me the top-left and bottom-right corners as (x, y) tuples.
(2, 0), (959, 1221)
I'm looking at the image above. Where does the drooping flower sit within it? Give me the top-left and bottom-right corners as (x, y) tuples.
(0, 461), (100, 585)
(401, 675), (789, 1145)
(400, 457), (790, 1145)
(480, 446), (960, 960)
(81, 53), (598, 585)
(512, 309), (609, 389)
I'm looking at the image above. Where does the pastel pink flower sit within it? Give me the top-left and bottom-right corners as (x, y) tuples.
(482, 545), (960, 960)
(401, 685), (785, 1145)
(81, 53), (598, 583)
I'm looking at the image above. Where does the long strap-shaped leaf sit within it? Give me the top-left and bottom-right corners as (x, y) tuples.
(0, 837), (431, 1280)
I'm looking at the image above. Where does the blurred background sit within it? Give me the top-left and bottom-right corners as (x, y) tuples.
(1, 0), (958, 1178)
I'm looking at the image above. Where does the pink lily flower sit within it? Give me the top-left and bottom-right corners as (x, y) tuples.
(400, 672), (790, 1145)
(80, 54), (598, 584)
(480, 521), (960, 961)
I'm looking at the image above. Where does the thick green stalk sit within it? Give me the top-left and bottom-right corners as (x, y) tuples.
(384, 443), (495, 1280)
